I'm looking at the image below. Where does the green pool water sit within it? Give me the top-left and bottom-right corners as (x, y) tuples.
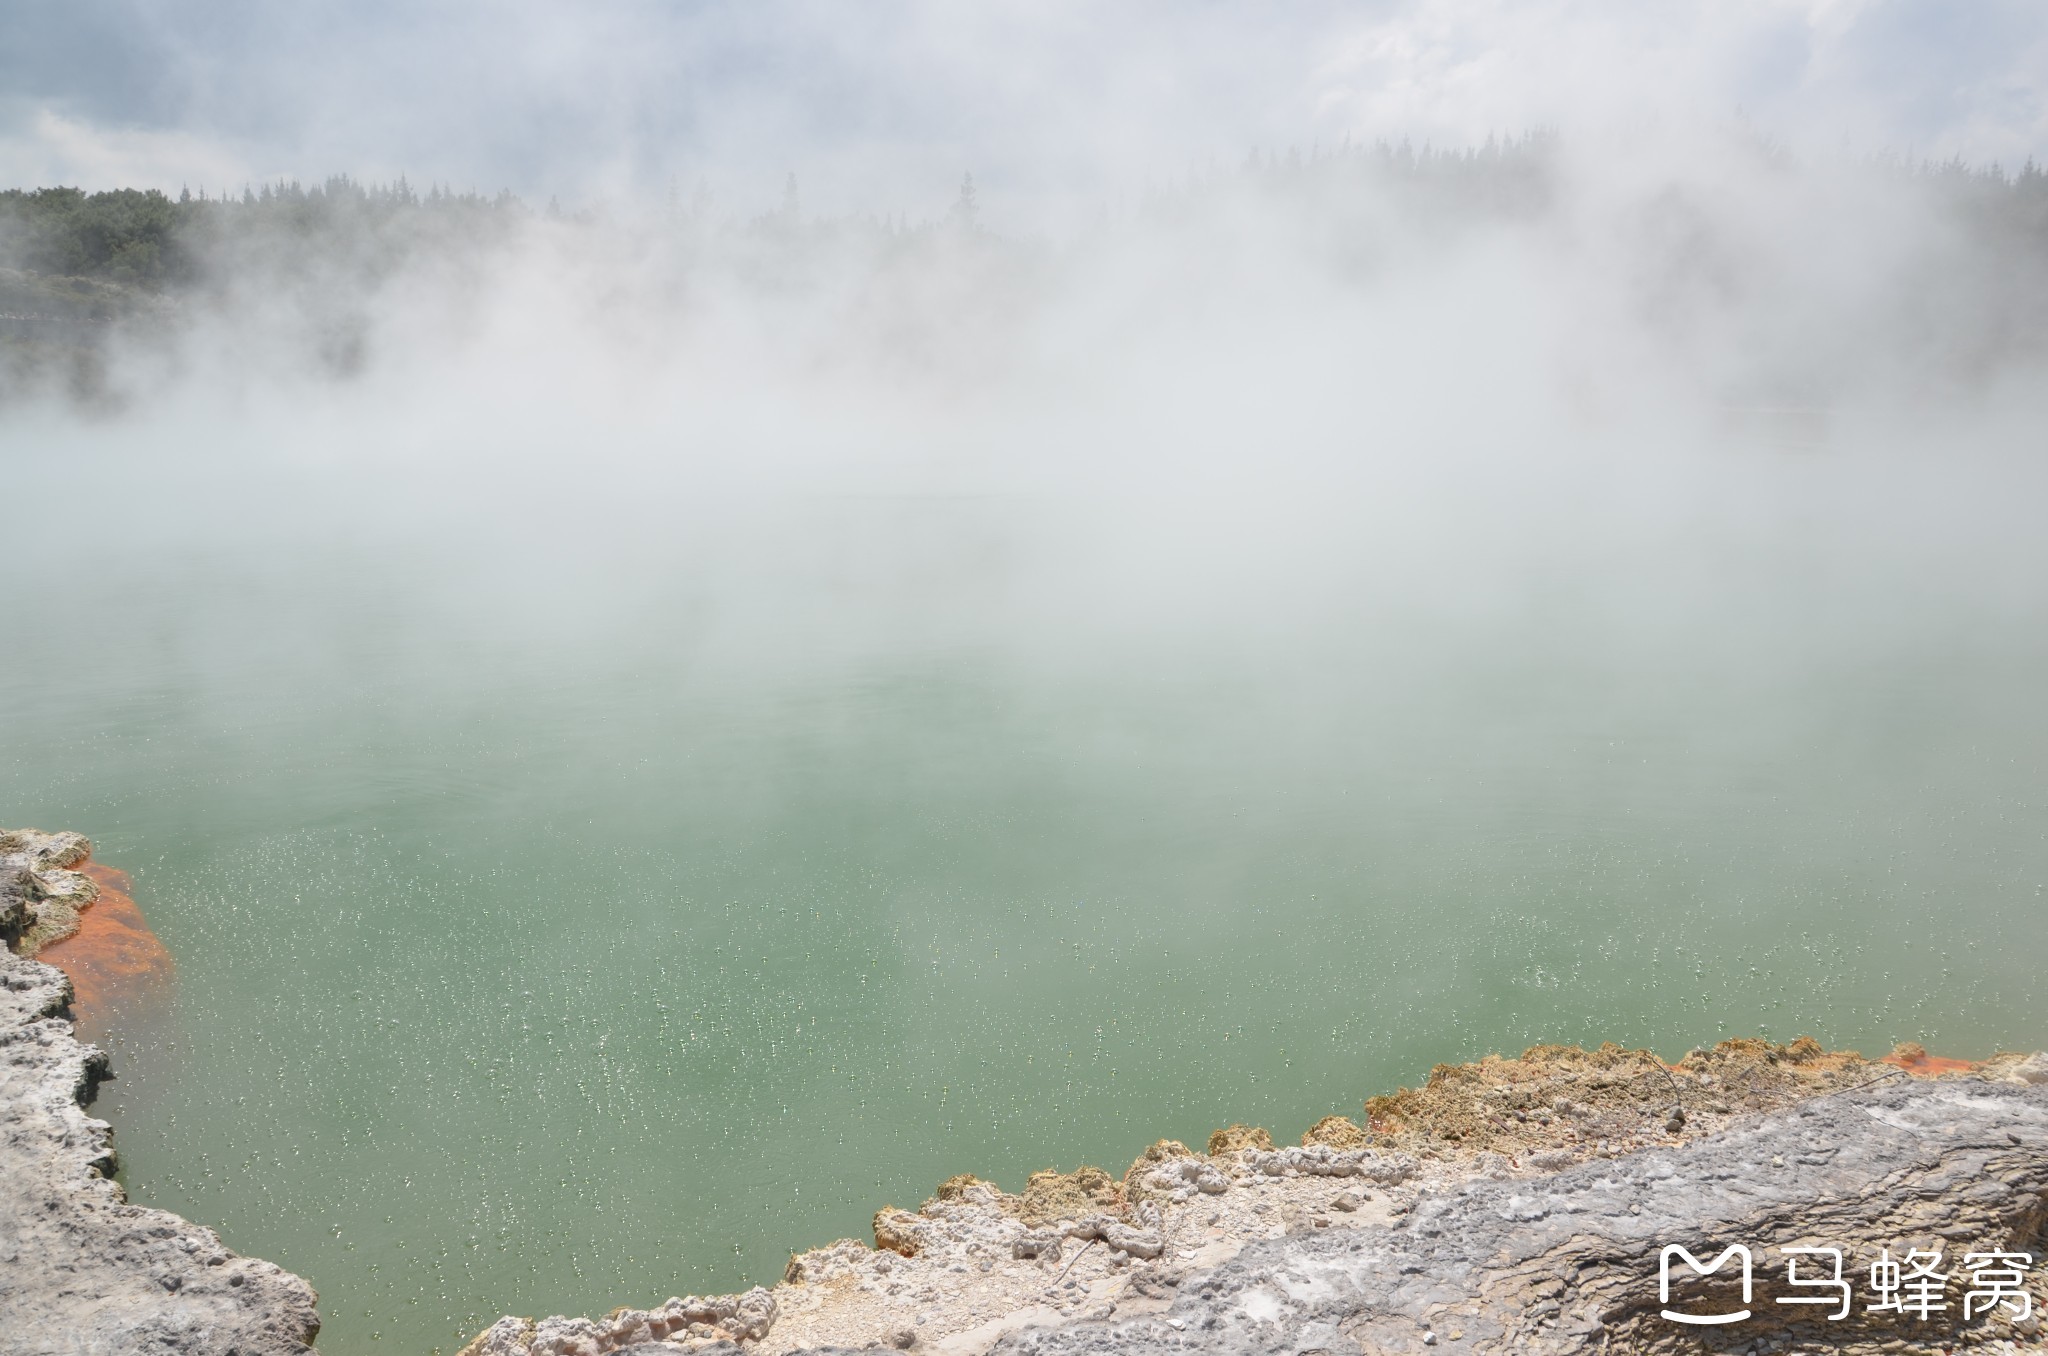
(4, 404), (2045, 1352)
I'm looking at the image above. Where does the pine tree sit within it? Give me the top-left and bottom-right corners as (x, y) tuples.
(950, 173), (979, 232)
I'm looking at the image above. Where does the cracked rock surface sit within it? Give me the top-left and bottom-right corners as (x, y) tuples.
(986, 1079), (2048, 1355)
(1, 850), (321, 1355)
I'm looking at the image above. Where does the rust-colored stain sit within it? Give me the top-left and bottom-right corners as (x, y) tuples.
(39, 858), (175, 1023)
(1881, 1042), (1977, 1077)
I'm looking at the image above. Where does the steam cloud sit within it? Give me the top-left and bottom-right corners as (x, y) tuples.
(4, 0), (2047, 440)
(7, 15), (2048, 1354)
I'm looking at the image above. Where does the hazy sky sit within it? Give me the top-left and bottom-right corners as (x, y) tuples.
(3, 0), (2045, 218)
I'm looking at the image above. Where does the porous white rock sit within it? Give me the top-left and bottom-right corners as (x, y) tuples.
(1012, 1230), (1062, 1261)
(462, 1287), (776, 1355)
(0, 828), (99, 954)
(1237, 1144), (1417, 1184)
(1140, 1155), (1231, 1199)
(1062, 1214), (1166, 1260)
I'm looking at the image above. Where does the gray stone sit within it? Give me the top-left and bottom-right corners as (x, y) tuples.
(1013, 1231), (1062, 1261)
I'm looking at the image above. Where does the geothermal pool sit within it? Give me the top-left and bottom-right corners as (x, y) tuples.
(5, 413), (2046, 1353)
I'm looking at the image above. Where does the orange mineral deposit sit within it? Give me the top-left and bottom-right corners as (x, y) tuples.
(1881, 1042), (1977, 1076)
(38, 858), (175, 1029)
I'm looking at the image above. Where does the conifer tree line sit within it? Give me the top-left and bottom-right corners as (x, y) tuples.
(6, 137), (2044, 295)
(4, 136), (2048, 407)
(0, 175), (516, 286)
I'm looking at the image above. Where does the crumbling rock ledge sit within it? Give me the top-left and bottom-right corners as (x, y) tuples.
(470, 1042), (2048, 1356)
(0, 830), (321, 1355)
(994, 1077), (2048, 1356)
(1, 827), (100, 956)
(464, 1291), (780, 1355)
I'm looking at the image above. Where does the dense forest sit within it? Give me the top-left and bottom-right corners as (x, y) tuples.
(5, 136), (2048, 406)
(0, 177), (517, 289)
(6, 136), (2048, 296)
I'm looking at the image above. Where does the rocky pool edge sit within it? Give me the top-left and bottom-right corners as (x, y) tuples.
(1, 829), (321, 1355)
(5, 827), (2045, 1356)
(464, 1039), (2048, 1354)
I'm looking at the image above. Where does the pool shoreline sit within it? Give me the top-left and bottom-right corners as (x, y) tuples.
(461, 1035), (2048, 1353)
(5, 826), (2044, 1355)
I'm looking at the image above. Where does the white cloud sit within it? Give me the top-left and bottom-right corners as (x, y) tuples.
(1303, 0), (2048, 165)
(1, 107), (255, 194)
(2, 0), (2043, 207)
